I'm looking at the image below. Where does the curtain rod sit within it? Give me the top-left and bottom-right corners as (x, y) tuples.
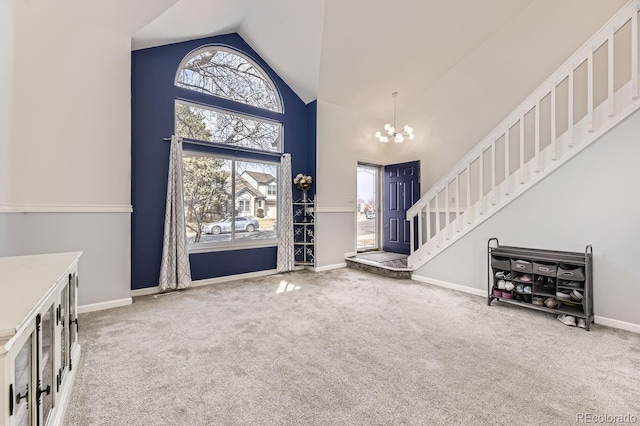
(163, 136), (284, 159)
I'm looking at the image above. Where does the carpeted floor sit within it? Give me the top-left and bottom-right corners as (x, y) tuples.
(65, 269), (640, 426)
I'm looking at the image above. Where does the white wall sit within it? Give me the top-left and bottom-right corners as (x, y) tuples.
(0, 213), (130, 306)
(10, 0), (131, 206)
(315, 100), (386, 266)
(1, 0), (132, 306)
(0, 0), (15, 206)
(387, 0), (628, 191)
(414, 108), (640, 329)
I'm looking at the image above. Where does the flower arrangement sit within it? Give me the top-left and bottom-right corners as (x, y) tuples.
(294, 173), (312, 191)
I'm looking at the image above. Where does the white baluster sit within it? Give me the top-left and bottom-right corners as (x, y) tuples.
(491, 139), (496, 205)
(445, 183), (450, 240)
(466, 163), (472, 223)
(632, 12), (638, 99)
(455, 173), (461, 232)
(609, 32), (615, 116)
(409, 217), (414, 255)
(478, 154), (484, 215)
(568, 65), (574, 147)
(519, 111), (525, 183)
(435, 191), (441, 247)
(426, 200), (431, 251)
(588, 49), (594, 132)
(551, 83), (557, 160)
(416, 208), (422, 253)
(504, 127), (510, 195)
(535, 96), (541, 172)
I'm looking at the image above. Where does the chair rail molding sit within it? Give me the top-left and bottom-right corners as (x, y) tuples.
(0, 203), (133, 213)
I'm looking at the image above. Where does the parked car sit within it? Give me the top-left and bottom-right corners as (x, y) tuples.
(366, 210), (376, 219)
(202, 216), (259, 234)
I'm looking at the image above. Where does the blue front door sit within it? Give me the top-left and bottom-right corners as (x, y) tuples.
(383, 161), (420, 254)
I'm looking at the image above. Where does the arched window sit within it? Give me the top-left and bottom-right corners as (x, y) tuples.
(176, 46), (282, 112)
(175, 45), (281, 251)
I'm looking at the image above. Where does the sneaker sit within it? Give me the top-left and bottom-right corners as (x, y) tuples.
(545, 277), (556, 288)
(504, 281), (515, 291)
(497, 279), (506, 289)
(519, 274), (532, 282)
(495, 271), (506, 279)
(523, 285), (532, 294)
(571, 290), (583, 301)
(516, 284), (524, 293)
(577, 318), (586, 329)
(558, 314), (577, 327)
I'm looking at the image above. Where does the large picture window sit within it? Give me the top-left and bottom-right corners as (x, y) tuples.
(183, 153), (278, 249)
(174, 44), (284, 253)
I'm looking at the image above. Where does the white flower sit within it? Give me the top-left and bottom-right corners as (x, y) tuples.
(293, 173), (313, 190)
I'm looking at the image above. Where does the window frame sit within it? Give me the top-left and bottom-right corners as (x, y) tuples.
(174, 45), (283, 113)
(175, 99), (283, 153)
(182, 149), (280, 254)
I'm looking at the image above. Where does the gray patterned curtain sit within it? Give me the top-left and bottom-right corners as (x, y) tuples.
(159, 136), (192, 290)
(277, 153), (295, 272)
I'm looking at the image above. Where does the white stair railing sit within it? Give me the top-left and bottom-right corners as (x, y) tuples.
(407, 0), (640, 269)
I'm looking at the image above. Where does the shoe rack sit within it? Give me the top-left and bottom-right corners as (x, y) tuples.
(487, 238), (593, 331)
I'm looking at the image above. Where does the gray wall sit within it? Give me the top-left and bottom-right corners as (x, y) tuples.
(0, 212), (130, 306)
(415, 108), (640, 327)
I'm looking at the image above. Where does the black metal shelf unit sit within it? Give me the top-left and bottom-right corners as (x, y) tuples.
(293, 199), (315, 267)
(487, 238), (594, 330)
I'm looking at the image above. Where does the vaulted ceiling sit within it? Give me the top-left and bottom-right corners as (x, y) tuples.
(70, 0), (536, 119)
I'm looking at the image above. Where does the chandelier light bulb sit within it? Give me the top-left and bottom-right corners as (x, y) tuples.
(376, 92), (415, 144)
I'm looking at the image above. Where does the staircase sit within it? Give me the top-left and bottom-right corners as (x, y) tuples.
(407, 0), (640, 270)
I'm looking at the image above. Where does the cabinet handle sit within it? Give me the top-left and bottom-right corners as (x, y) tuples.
(9, 384), (13, 415)
(16, 389), (28, 405)
(37, 384), (51, 399)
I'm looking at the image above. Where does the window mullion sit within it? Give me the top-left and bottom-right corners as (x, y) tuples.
(231, 160), (236, 241)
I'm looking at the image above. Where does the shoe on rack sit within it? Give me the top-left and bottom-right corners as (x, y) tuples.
(519, 274), (532, 282)
(571, 289), (583, 301)
(495, 271), (506, 279)
(523, 285), (532, 294)
(558, 314), (577, 327)
(497, 279), (506, 289)
(516, 284), (524, 293)
(546, 277), (556, 288)
(504, 281), (514, 291)
(577, 318), (586, 329)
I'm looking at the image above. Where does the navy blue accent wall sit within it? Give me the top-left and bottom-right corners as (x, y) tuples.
(131, 33), (314, 290)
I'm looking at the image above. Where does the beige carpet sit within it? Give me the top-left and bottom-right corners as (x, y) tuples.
(65, 269), (640, 425)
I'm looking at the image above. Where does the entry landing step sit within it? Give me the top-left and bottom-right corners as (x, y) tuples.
(346, 251), (413, 279)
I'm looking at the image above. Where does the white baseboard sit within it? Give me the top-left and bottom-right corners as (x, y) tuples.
(78, 298), (132, 314)
(412, 276), (640, 334)
(313, 263), (347, 272)
(411, 275), (486, 297)
(344, 251), (358, 258)
(131, 269), (278, 297)
(594, 315), (640, 334)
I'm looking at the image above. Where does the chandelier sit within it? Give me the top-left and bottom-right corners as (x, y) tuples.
(375, 92), (414, 143)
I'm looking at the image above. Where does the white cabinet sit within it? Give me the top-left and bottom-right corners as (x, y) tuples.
(0, 252), (82, 426)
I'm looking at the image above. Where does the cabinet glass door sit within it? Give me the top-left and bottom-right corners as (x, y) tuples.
(69, 273), (77, 353)
(39, 307), (55, 424)
(59, 285), (68, 378)
(13, 336), (32, 426)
